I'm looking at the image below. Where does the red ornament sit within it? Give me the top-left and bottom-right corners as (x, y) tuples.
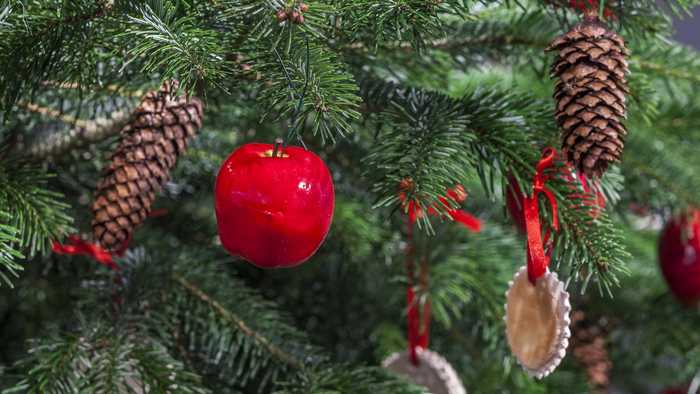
(215, 143), (334, 268)
(659, 211), (700, 306)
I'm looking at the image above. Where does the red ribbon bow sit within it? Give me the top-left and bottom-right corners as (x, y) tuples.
(52, 235), (126, 271)
(524, 148), (560, 284)
(399, 181), (482, 232)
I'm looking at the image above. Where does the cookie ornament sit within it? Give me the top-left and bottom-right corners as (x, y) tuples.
(504, 148), (572, 378)
(381, 186), (475, 394)
(383, 347), (466, 394)
(382, 280), (467, 394)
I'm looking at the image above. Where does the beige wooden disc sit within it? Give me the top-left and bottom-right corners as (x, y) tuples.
(383, 348), (466, 394)
(505, 266), (571, 378)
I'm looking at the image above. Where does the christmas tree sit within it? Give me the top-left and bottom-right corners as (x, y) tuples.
(0, 0), (699, 392)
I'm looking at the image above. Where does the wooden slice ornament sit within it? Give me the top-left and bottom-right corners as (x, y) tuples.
(383, 348), (466, 394)
(504, 148), (572, 378)
(505, 266), (571, 378)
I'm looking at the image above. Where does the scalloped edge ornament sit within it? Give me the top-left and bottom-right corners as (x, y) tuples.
(382, 348), (467, 394)
(504, 266), (571, 379)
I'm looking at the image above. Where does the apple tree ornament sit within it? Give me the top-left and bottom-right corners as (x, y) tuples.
(215, 143), (334, 268)
(504, 148), (572, 378)
(659, 210), (700, 306)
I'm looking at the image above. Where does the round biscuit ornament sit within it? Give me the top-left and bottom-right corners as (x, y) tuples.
(505, 266), (571, 378)
(383, 348), (466, 394)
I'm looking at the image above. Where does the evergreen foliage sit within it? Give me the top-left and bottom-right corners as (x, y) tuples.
(0, 0), (699, 392)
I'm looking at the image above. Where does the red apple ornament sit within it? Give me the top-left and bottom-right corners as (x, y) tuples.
(659, 211), (700, 306)
(215, 143), (334, 268)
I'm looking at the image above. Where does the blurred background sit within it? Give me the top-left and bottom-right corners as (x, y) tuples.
(676, 7), (699, 48)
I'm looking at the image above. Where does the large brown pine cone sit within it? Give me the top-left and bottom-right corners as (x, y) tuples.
(91, 81), (204, 251)
(546, 15), (629, 178)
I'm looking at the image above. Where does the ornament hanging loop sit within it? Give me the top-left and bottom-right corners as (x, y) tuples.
(524, 148), (560, 284)
(272, 31), (310, 149)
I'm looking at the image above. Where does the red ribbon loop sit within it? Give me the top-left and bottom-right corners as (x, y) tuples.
(524, 148), (560, 284)
(407, 284), (430, 365)
(52, 235), (122, 271)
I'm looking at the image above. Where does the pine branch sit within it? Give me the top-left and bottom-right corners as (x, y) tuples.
(253, 35), (362, 143)
(172, 273), (304, 370)
(335, 0), (471, 50)
(429, 224), (520, 329)
(0, 0), (114, 113)
(121, 3), (232, 93)
(364, 86), (476, 232)
(0, 212), (22, 287)
(275, 365), (428, 394)
(0, 163), (73, 286)
(3, 321), (210, 394)
(10, 101), (132, 158)
(136, 254), (324, 392)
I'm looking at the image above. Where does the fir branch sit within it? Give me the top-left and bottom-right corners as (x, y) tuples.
(0, 163), (73, 285)
(275, 365), (428, 394)
(11, 101), (132, 158)
(0, 0), (114, 113)
(173, 273), (304, 370)
(364, 86), (475, 232)
(429, 225), (518, 329)
(217, 0), (335, 44)
(143, 257), (323, 392)
(335, 0), (471, 50)
(255, 37), (362, 143)
(4, 321), (210, 394)
(0, 212), (22, 287)
(121, 3), (232, 93)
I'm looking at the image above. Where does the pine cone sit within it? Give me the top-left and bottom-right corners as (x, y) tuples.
(91, 81), (204, 251)
(546, 15), (629, 178)
(570, 311), (612, 391)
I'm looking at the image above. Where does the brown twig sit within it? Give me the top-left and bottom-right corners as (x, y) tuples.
(13, 101), (132, 158)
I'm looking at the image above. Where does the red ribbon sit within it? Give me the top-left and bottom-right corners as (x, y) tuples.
(51, 235), (124, 271)
(407, 281), (430, 365)
(398, 181), (479, 365)
(399, 182), (482, 232)
(403, 218), (430, 366)
(568, 0), (615, 18)
(524, 148), (560, 284)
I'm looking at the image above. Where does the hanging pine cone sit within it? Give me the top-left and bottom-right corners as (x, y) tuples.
(91, 81), (204, 251)
(570, 311), (612, 391)
(546, 14), (629, 178)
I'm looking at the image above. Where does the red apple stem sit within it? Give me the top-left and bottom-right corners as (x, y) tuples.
(271, 137), (284, 158)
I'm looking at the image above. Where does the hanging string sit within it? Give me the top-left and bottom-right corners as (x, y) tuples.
(399, 181), (481, 366)
(523, 148), (560, 284)
(405, 218), (430, 366)
(271, 32), (310, 157)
